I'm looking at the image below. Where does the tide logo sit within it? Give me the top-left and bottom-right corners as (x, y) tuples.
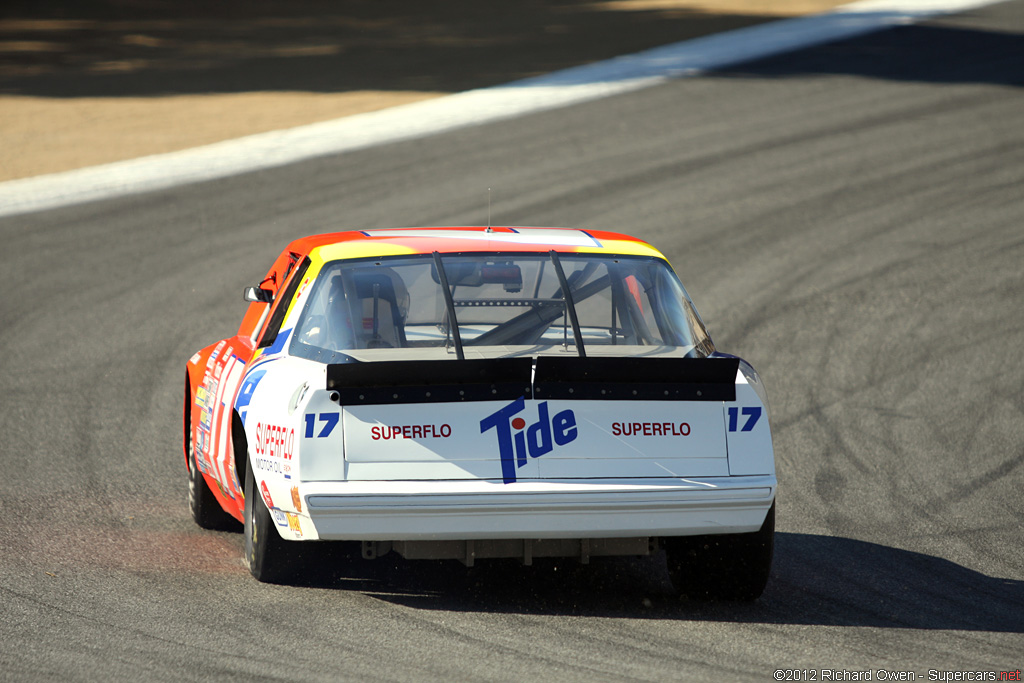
(480, 398), (577, 484)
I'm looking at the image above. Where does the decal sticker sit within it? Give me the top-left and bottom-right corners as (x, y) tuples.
(727, 406), (762, 432)
(189, 352), (202, 365)
(272, 509), (288, 527)
(260, 480), (274, 509)
(290, 486), (302, 513)
(480, 398), (577, 484)
(263, 328), (292, 356)
(195, 386), (207, 406)
(370, 423), (451, 440)
(303, 412), (339, 438)
(286, 513), (303, 537)
(207, 341), (225, 369)
(611, 422), (690, 437)
(254, 422), (295, 474)
(196, 429), (208, 465)
(255, 422), (295, 459)
(255, 456), (284, 474)
(211, 357), (244, 500)
(235, 369), (267, 425)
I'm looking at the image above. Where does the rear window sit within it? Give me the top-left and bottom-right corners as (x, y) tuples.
(289, 253), (712, 362)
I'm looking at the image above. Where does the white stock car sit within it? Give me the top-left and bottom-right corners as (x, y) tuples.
(183, 227), (776, 600)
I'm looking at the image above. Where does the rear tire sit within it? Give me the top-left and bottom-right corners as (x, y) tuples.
(187, 415), (239, 531)
(664, 502), (775, 601)
(244, 466), (297, 583)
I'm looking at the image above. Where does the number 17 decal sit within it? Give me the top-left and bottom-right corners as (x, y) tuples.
(304, 412), (339, 438)
(727, 406), (762, 432)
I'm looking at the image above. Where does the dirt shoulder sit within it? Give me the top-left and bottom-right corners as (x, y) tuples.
(0, 0), (846, 182)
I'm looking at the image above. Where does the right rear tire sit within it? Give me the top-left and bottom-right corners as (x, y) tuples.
(663, 502), (775, 601)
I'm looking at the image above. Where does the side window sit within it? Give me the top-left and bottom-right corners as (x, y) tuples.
(258, 257), (311, 349)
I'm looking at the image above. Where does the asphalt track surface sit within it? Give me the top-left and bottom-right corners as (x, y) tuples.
(2, 2), (1023, 680)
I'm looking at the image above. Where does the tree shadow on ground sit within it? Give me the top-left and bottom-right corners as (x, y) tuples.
(294, 532), (1023, 631)
(717, 21), (1024, 88)
(0, 0), (776, 97)
(3, 1), (1022, 98)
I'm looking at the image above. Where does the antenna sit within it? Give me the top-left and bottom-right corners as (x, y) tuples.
(486, 188), (492, 232)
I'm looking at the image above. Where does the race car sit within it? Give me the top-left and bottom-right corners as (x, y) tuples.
(183, 227), (776, 600)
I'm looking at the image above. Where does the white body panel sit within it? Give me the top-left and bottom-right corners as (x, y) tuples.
(241, 356), (326, 540)
(242, 355), (776, 545)
(341, 399), (730, 480)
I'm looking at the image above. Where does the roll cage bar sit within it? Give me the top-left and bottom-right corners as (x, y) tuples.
(433, 250), (587, 361)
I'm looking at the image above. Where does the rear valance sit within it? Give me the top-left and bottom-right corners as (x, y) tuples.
(326, 356), (737, 405)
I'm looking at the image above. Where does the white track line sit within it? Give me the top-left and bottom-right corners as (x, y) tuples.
(0, 0), (1001, 218)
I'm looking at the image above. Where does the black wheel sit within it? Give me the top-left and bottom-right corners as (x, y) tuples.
(244, 466), (298, 583)
(187, 416), (239, 531)
(664, 502), (775, 602)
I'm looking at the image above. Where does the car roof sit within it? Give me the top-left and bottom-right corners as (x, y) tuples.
(283, 227), (666, 263)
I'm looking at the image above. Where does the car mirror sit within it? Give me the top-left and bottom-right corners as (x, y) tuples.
(481, 264), (522, 292)
(431, 261), (522, 291)
(244, 286), (274, 304)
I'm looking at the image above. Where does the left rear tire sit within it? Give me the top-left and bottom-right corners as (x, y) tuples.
(244, 466), (297, 583)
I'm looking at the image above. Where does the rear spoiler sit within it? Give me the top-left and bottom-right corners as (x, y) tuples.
(327, 357), (738, 405)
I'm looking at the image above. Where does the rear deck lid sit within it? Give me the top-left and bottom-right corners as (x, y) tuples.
(330, 357), (737, 482)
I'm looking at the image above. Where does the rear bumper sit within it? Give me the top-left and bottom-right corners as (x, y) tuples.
(301, 475), (776, 541)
